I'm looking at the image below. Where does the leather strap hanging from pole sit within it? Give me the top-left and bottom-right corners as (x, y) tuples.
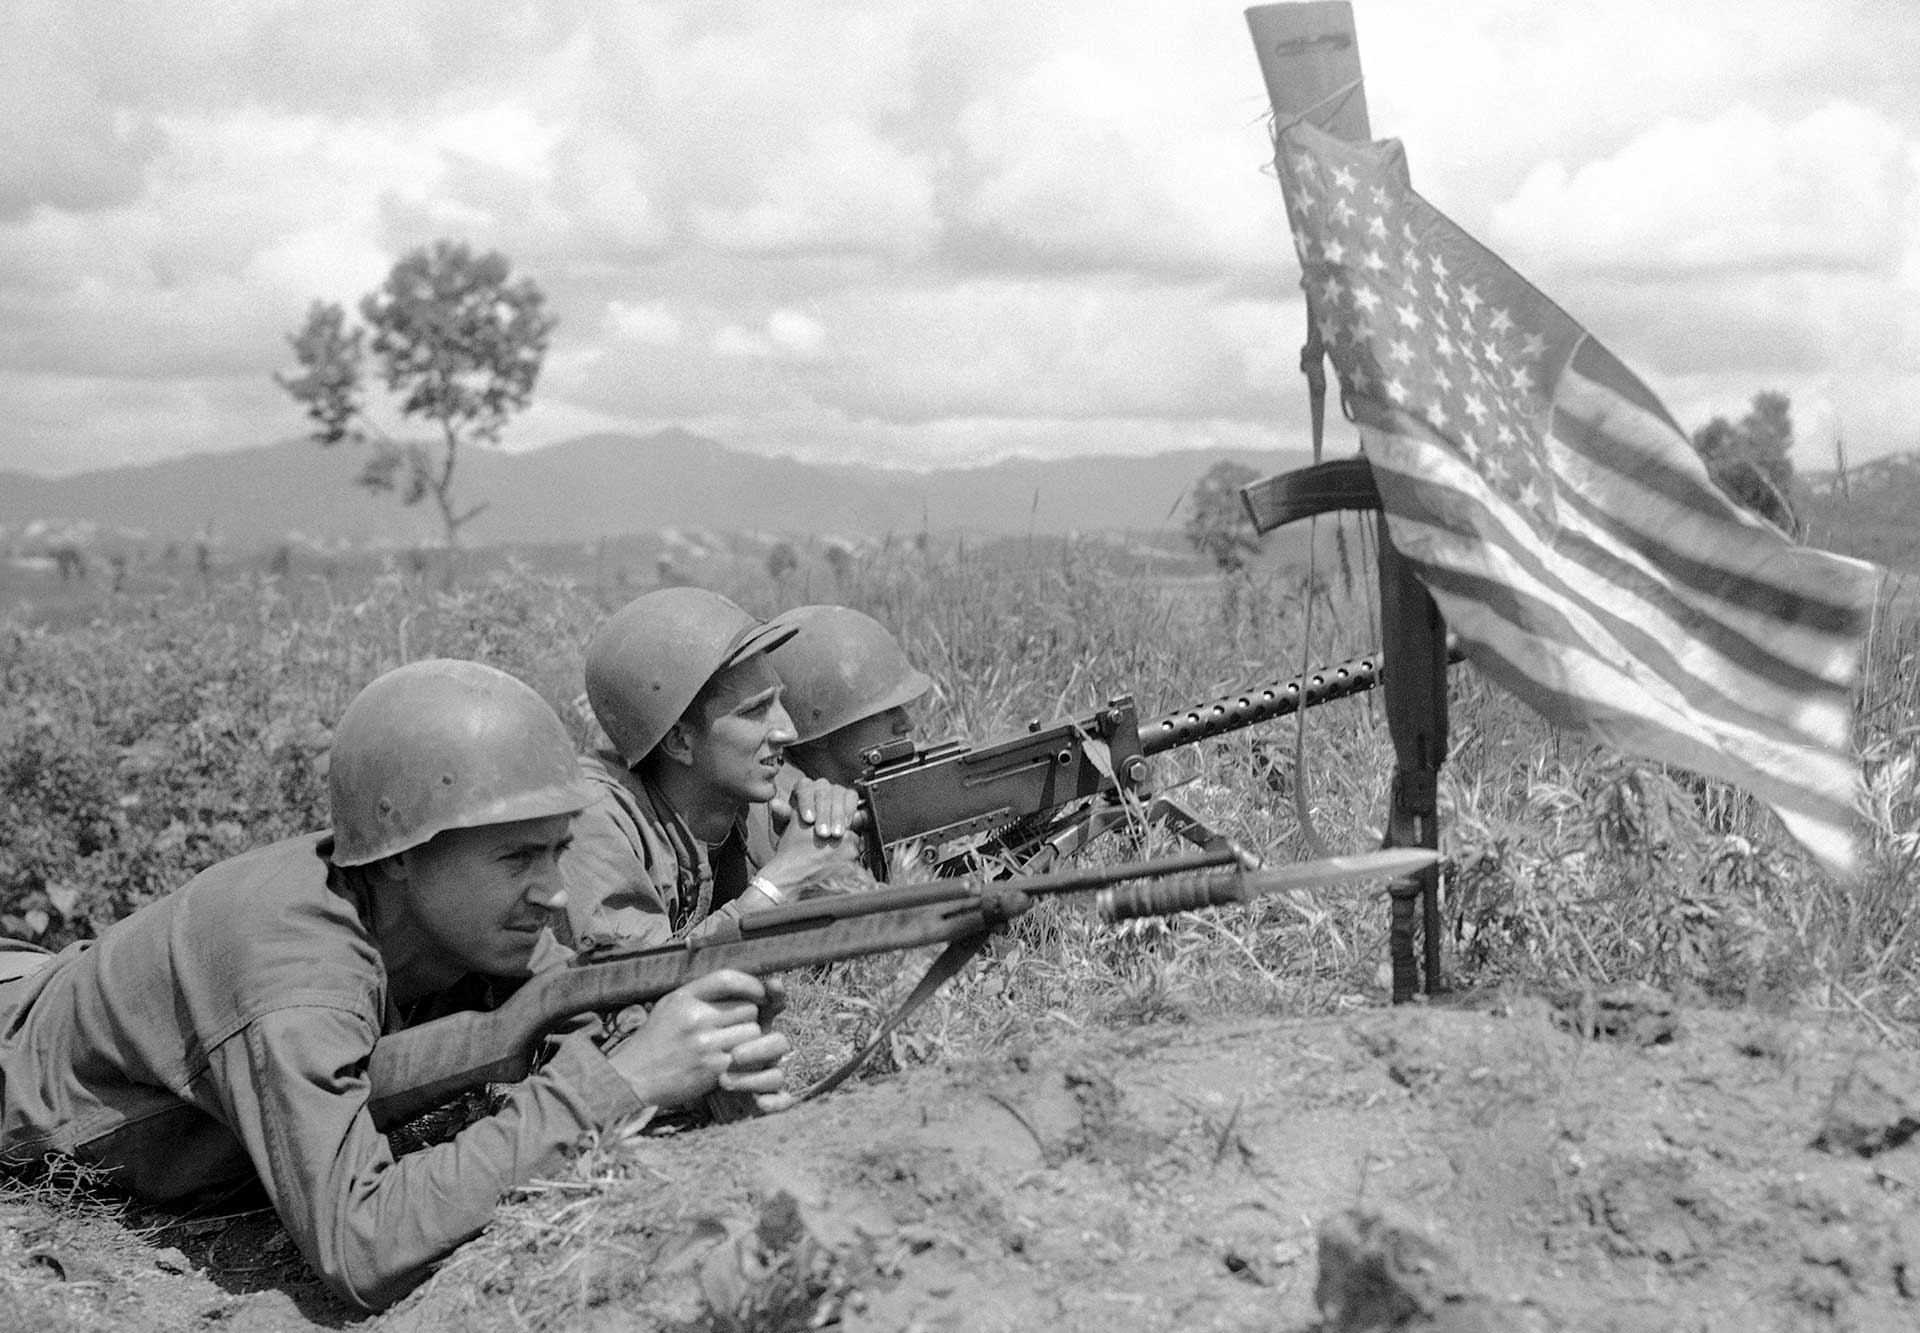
(1289, 316), (1333, 858)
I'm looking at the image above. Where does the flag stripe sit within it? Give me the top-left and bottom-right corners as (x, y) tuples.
(1547, 485), (1862, 690)
(1407, 546), (1855, 768)
(1546, 422), (1872, 656)
(1554, 362), (1877, 625)
(1394, 558), (1862, 835)
(1456, 631), (1860, 866)
(1366, 434), (1853, 754)
(1359, 409), (1856, 721)
(1559, 341), (1748, 517)
(1446, 616), (1860, 832)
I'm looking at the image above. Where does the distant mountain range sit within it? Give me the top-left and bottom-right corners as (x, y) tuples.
(0, 430), (1313, 551)
(6, 428), (1912, 576)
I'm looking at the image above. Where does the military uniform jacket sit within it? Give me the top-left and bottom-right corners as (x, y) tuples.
(559, 752), (759, 952)
(0, 833), (643, 1311)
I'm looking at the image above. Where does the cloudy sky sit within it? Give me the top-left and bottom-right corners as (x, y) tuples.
(4, 0), (1918, 478)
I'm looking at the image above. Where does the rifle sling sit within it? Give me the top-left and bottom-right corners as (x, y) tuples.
(796, 930), (993, 1102)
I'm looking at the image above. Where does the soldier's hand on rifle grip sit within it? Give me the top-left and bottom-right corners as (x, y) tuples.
(717, 1030), (795, 1114)
(600, 970), (789, 1111)
(757, 975), (789, 1025)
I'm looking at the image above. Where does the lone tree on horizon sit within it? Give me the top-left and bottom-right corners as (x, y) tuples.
(1691, 389), (1798, 534)
(276, 240), (556, 553)
(1183, 458), (1266, 573)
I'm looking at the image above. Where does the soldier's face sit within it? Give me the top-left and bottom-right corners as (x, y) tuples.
(683, 657), (798, 805)
(808, 705), (916, 785)
(394, 814), (574, 977)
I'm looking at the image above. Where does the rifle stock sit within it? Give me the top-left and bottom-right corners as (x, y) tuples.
(366, 845), (1437, 1131)
(367, 882), (997, 1131)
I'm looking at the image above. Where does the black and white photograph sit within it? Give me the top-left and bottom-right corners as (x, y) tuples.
(2, 3), (1917, 1329)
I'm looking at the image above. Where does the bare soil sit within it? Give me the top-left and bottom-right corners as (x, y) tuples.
(7, 988), (1920, 1331)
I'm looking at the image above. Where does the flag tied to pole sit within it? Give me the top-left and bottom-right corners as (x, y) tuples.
(1272, 119), (1882, 873)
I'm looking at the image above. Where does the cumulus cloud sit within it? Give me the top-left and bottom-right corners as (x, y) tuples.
(249, 227), (396, 312)
(546, 131), (672, 257)
(691, 119), (938, 257)
(1361, 0), (1920, 230)
(1455, 93), (1920, 462)
(0, 9), (162, 219)
(691, 307), (825, 361)
(556, 278), (1299, 441)
(766, 310), (826, 357)
(0, 367), (290, 474)
(1492, 102), (1912, 277)
(6, 1), (1920, 474)
(567, 321), (800, 419)
(0, 96), (161, 222)
(1566, 275), (1837, 379)
(710, 325), (767, 359)
(761, 281), (1294, 424)
(605, 301), (683, 346)
(0, 107), (465, 388)
(951, 46), (1287, 277)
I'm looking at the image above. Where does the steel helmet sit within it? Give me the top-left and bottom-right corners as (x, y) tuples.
(584, 587), (798, 767)
(329, 659), (594, 867)
(763, 605), (932, 744)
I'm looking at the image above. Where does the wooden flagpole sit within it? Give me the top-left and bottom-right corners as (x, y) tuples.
(1241, 2), (1450, 1001)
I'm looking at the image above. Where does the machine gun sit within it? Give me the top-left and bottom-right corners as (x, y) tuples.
(855, 647), (1453, 878)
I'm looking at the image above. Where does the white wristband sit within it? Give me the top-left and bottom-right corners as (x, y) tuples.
(748, 875), (786, 905)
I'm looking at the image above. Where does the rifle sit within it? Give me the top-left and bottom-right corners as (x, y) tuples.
(366, 844), (1438, 1130)
(856, 646), (1460, 878)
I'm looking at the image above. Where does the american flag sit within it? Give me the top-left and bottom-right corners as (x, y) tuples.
(1273, 119), (1882, 873)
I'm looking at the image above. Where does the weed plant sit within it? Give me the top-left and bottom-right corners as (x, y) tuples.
(3, 539), (1918, 1090)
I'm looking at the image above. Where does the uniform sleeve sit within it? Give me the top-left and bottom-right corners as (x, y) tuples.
(560, 794), (674, 951)
(675, 897), (754, 942)
(203, 1002), (645, 1311)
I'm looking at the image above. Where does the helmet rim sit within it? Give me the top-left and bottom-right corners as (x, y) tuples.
(764, 605), (932, 744)
(584, 588), (797, 767)
(328, 658), (594, 867)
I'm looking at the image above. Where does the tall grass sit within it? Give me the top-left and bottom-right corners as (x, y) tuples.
(4, 539), (1918, 1067)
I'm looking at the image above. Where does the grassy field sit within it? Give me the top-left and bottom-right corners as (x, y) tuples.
(6, 522), (1919, 1067)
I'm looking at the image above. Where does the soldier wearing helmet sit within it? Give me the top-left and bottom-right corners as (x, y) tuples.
(566, 588), (867, 953)
(0, 659), (791, 1312)
(732, 605), (935, 874)
(763, 604), (933, 787)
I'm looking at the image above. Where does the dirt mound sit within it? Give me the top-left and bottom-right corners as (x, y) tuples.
(7, 992), (1920, 1331)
